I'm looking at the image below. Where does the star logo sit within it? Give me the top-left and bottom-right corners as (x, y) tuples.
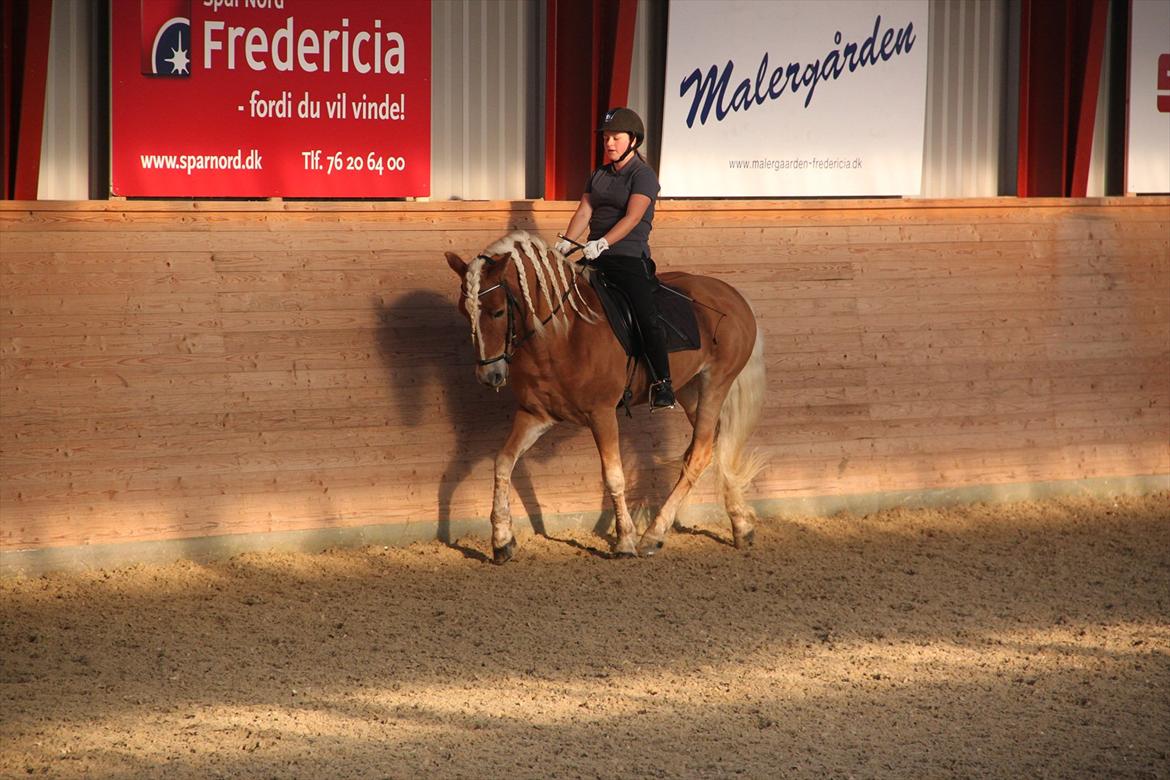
(164, 34), (190, 75)
(149, 17), (191, 78)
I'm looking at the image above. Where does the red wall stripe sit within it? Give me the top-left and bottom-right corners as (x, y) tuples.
(1018, 0), (1110, 197)
(1070, 0), (1109, 196)
(544, 0), (638, 200)
(13, 0), (52, 200)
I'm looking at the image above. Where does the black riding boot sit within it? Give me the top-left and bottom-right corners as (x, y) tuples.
(645, 320), (675, 410)
(650, 377), (676, 409)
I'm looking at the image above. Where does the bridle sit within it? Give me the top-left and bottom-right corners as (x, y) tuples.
(465, 251), (587, 367)
(470, 254), (523, 367)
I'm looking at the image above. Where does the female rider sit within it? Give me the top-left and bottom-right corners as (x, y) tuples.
(554, 107), (675, 410)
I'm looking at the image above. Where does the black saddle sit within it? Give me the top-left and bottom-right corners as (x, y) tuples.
(589, 271), (701, 358)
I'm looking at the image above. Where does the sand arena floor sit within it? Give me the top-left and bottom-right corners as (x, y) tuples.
(2, 492), (1168, 778)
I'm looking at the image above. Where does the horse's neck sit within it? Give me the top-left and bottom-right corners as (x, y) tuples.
(518, 260), (595, 329)
(511, 264), (600, 361)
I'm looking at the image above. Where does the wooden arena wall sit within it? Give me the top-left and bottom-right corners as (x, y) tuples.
(1, 198), (1167, 563)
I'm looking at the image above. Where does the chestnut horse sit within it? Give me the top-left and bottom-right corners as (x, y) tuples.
(445, 231), (765, 562)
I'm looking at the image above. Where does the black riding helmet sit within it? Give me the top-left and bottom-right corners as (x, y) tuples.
(598, 107), (645, 164)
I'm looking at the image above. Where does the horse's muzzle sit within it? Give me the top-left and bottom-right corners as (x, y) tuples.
(477, 364), (508, 388)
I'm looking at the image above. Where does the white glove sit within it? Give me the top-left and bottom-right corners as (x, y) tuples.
(553, 238), (573, 256)
(582, 237), (609, 260)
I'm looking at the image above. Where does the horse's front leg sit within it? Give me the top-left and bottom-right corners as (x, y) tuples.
(587, 411), (638, 557)
(491, 409), (553, 564)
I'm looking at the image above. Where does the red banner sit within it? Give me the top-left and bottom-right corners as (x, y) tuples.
(112, 0), (431, 197)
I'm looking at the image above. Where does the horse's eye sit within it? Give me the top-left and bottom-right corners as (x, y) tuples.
(492, 309), (506, 319)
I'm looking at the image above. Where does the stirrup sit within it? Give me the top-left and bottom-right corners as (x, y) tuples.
(649, 379), (676, 411)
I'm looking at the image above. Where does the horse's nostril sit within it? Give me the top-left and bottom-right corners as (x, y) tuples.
(478, 367), (506, 387)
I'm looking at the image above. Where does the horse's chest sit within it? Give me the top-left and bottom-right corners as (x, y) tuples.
(516, 385), (587, 425)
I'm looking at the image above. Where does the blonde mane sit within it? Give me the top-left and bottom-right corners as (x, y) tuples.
(463, 231), (601, 359)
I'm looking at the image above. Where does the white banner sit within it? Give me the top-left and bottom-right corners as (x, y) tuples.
(1127, 0), (1170, 194)
(659, 0), (929, 197)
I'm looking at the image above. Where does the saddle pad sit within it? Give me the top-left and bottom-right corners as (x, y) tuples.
(590, 273), (701, 358)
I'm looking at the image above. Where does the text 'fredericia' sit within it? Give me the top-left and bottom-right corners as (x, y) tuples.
(203, 17), (407, 74)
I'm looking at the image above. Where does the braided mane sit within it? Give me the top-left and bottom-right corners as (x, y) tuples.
(463, 231), (601, 359)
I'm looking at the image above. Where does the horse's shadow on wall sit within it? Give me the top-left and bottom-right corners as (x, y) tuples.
(375, 289), (582, 559)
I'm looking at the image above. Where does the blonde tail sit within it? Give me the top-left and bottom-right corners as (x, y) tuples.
(715, 326), (767, 529)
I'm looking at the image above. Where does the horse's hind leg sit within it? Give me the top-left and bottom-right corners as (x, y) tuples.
(675, 380), (700, 427)
(655, 380), (756, 548)
(490, 409), (553, 563)
(666, 381), (701, 533)
(636, 381), (727, 557)
(588, 411), (638, 556)
(722, 468), (756, 549)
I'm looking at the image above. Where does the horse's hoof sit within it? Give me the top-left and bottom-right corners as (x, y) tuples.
(734, 529), (756, 549)
(637, 537), (665, 558)
(613, 538), (638, 558)
(492, 538), (517, 564)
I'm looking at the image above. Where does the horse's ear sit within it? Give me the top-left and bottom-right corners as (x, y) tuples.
(445, 251), (467, 277)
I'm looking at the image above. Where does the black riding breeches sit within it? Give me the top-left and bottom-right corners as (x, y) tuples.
(594, 253), (671, 382)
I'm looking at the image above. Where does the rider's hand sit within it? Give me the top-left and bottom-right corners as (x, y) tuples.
(553, 238), (573, 256)
(583, 237), (609, 260)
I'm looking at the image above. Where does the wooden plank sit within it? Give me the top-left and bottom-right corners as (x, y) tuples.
(15, 283), (1158, 322)
(3, 194), (1165, 211)
(5, 217), (1167, 253)
(861, 323), (1169, 351)
(9, 334), (1113, 370)
(4, 372), (884, 417)
(0, 251), (220, 274)
(1, 333), (226, 358)
(855, 288), (1167, 314)
(2, 268), (1162, 309)
(758, 444), (1170, 488)
(0, 292), (222, 316)
(2, 360), (1164, 431)
(5, 400), (1163, 493)
(767, 446), (1170, 495)
(863, 355), (1170, 386)
(8, 236), (1161, 276)
(3, 199), (1166, 229)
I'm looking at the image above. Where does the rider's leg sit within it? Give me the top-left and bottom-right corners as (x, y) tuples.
(597, 256), (675, 408)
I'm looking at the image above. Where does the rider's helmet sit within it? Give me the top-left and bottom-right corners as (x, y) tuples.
(598, 107), (645, 152)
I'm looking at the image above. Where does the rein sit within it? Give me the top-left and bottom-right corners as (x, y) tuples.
(466, 252), (588, 367)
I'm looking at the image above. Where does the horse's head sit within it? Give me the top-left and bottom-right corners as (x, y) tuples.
(447, 231), (600, 390)
(446, 247), (516, 389)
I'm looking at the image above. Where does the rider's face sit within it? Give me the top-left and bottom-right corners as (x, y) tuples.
(602, 131), (632, 163)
